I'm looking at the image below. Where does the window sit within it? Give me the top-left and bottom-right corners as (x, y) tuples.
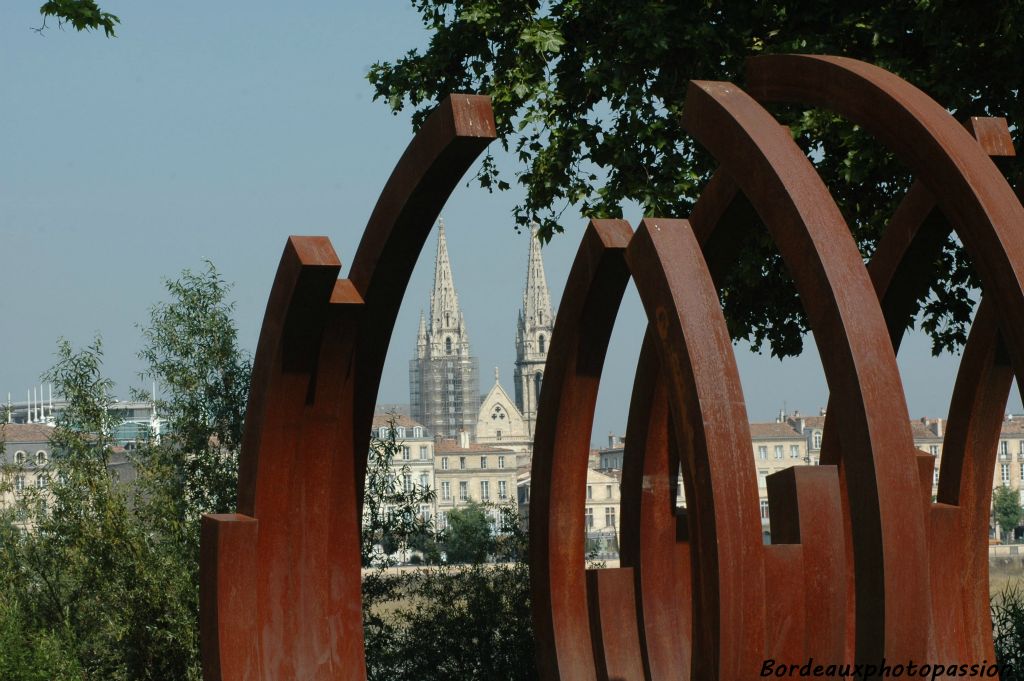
(441, 457), (449, 470)
(396, 427), (405, 438)
(419, 473), (429, 489)
(758, 469), (769, 482)
(14, 451), (26, 465)
(481, 456), (488, 470)
(498, 480), (507, 499)
(758, 446), (767, 460)
(402, 446), (411, 461)
(459, 457), (466, 470)
(587, 485), (593, 500)
(14, 475), (25, 492)
(496, 430), (502, 441)
(585, 508), (594, 528)
(933, 467), (939, 485)
(930, 445), (939, 456)
(403, 474), (412, 492)
(813, 431), (822, 449)
(481, 481), (490, 501)
(419, 445), (428, 460)
(36, 475), (48, 490)
(459, 481), (468, 501)
(538, 335), (546, 353)
(1001, 441), (1010, 459)
(790, 445), (800, 459)
(498, 455), (506, 469)
(606, 485), (612, 499)
(760, 500), (770, 520)
(438, 511), (448, 530)
(1020, 463), (1023, 481)
(774, 445), (783, 460)
(445, 337), (453, 354)
(442, 481), (451, 500)
(605, 507), (616, 527)
(1020, 440), (1024, 455)
(36, 451), (47, 465)
(1002, 464), (1010, 484)
(413, 426), (423, 438)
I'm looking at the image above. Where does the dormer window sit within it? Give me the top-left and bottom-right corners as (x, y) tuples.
(14, 451), (26, 466)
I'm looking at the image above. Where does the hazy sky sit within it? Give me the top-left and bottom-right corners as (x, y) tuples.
(3, 2), (1017, 445)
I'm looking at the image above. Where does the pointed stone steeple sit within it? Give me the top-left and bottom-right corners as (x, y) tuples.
(416, 310), (428, 359)
(514, 222), (555, 436)
(428, 219), (467, 357)
(409, 218), (481, 438)
(521, 222), (554, 330)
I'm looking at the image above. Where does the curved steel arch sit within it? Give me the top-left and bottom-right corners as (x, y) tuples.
(201, 94), (496, 681)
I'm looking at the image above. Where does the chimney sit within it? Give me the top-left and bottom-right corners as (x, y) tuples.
(459, 430), (470, 449)
(932, 417), (943, 438)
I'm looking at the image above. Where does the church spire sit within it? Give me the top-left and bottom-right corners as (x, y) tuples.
(429, 218), (465, 343)
(522, 222), (553, 329)
(416, 310), (427, 359)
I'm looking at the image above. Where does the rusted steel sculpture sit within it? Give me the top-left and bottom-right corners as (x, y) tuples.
(201, 56), (1024, 681)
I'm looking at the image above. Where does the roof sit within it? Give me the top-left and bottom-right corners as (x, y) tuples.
(372, 412), (426, 430)
(910, 420), (942, 441)
(749, 422), (803, 439)
(434, 439), (516, 454)
(1001, 418), (1024, 436)
(0, 423), (55, 444)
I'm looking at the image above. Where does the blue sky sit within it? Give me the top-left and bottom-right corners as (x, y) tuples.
(2, 2), (1015, 443)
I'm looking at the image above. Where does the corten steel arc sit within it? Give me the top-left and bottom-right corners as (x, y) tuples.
(746, 54), (1024, 670)
(200, 94), (496, 681)
(200, 55), (1024, 681)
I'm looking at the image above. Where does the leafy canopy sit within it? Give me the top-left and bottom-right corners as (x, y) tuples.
(994, 484), (1023, 539)
(37, 0), (119, 37)
(369, 1), (1024, 358)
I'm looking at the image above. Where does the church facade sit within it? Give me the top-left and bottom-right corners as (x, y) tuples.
(409, 220), (554, 460)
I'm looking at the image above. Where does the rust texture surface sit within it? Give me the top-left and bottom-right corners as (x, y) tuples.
(200, 58), (1024, 680)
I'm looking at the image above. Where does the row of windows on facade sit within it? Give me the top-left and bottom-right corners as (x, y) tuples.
(11, 451), (48, 466)
(10, 474), (49, 492)
(371, 426), (425, 439)
(584, 506), (616, 529)
(997, 440), (1024, 459)
(440, 455), (507, 470)
(757, 444), (803, 460)
(586, 484), (615, 500)
(998, 462), (1024, 484)
(439, 479), (510, 502)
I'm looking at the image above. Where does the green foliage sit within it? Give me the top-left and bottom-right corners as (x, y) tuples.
(0, 337), (200, 681)
(137, 261), (251, 525)
(363, 503), (534, 681)
(362, 416), (437, 567)
(0, 262), (250, 681)
(995, 485), (1023, 540)
(993, 583), (1024, 680)
(369, 1), (1024, 357)
(37, 0), (119, 37)
(444, 502), (494, 564)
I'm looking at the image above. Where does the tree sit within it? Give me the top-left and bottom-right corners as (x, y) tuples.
(37, 1), (119, 37)
(361, 415), (437, 567)
(0, 337), (198, 681)
(136, 261), (252, 526)
(444, 502), (494, 564)
(368, 1), (1024, 358)
(994, 484), (1023, 542)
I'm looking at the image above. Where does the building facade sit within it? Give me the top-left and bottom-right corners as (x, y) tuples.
(409, 220), (481, 439)
(433, 435), (517, 531)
